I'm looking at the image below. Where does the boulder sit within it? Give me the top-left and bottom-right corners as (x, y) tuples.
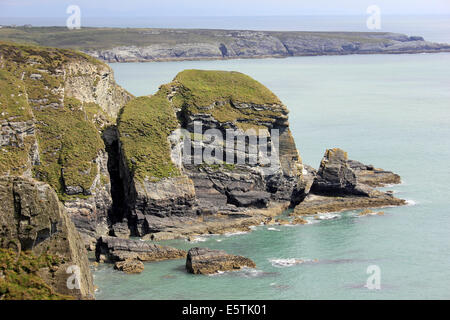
(186, 247), (256, 275)
(114, 259), (144, 274)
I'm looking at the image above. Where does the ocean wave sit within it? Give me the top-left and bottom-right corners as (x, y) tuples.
(267, 227), (281, 231)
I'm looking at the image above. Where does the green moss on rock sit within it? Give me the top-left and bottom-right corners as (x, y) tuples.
(0, 248), (73, 300)
(118, 95), (181, 182)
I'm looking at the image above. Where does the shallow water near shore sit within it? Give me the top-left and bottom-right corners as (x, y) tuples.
(93, 52), (450, 299)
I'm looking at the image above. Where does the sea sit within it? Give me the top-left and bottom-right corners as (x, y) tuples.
(84, 16), (450, 299)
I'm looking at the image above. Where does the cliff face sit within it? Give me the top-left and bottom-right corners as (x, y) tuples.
(0, 42), (132, 246)
(117, 70), (305, 238)
(0, 176), (94, 299)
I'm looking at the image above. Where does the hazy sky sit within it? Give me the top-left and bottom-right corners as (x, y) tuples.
(1, 0), (450, 17)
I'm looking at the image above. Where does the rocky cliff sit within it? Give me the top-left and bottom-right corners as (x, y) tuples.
(0, 176), (94, 299)
(116, 70), (305, 239)
(0, 42), (132, 247)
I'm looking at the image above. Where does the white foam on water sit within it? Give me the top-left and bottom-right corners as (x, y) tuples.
(406, 199), (417, 206)
(315, 212), (340, 220)
(186, 236), (207, 243)
(267, 227), (281, 231)
(224, 231), (248, 237)
(269, 258), (310, 267)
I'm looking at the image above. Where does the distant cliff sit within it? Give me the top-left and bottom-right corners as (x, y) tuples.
(0, 27), (449, 63)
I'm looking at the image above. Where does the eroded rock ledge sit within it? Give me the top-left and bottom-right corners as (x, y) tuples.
(95, 236), (186, 263)
(186, 247), (256, 275)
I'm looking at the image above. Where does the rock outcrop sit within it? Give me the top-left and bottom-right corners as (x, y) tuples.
(0, 43), (133, 247)
(117, 70), (305, 239)
(0, 176), (94, 299)
(95, 236), (186, 263)
(293, 148), (406, 216)
(186, 247), (256, 275)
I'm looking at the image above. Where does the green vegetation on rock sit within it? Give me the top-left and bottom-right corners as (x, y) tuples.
(0, 42), (108, 198)
(0, 248), (73, 300)
(118, 95), (181, 182)
(0, 69), (32, 121)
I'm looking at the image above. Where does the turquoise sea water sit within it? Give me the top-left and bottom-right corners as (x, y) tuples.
(94, 52), (450, 299)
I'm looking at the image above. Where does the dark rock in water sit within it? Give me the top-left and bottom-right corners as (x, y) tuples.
(186, 247), (256, 275)
(0, 176), (94, 299)
(114, 259), (144, 274)
(95, 236), (186, 263)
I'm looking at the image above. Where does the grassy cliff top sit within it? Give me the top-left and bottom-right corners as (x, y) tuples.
(172, 69), (281, 107)
(163, 70), (287, 130)
(118, 95), (181, 182)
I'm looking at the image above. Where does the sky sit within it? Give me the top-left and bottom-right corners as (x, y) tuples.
(1, 0), (450, 17)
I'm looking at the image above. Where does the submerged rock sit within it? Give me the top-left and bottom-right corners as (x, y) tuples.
(95, 236), (186, 263)
(186, 247), (256, 275)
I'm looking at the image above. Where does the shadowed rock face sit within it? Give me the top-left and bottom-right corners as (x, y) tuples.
(186, 247), (256, 275)
(0, 176), (94, 299)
